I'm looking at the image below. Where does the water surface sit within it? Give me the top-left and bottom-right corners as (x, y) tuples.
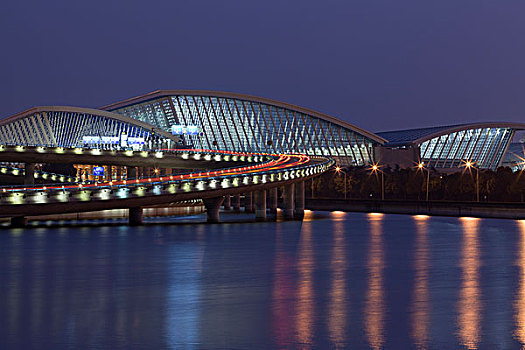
(1, 212), (524, 349)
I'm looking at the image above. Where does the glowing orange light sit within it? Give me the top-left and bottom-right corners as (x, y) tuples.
(372, 165), (378, 171)
(418, 163), (424, 169)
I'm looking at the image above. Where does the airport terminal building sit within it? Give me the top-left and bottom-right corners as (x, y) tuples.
(1, 90), (524, 171)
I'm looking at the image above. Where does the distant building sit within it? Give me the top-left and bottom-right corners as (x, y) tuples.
(101, 90), (385, 167)
(501, 143), (525, 171)
(376, 123), (525, 170)
(0, 106), (178, 150)
(1, 91), (524, 171)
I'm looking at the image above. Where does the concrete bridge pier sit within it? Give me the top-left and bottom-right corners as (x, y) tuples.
(204, 197), (225, 223)
(283, 183), (295, 220)
(223, 195), (231, 210)
(255, 190), (267, 221)
(116, 166), (122, 180)
(129, 207), (143, 226)
(127, 167), (137, 180)
(24, 163), (35, 185)
(87, 165), (94, 181)
(232, 194), (241, 212)
(295, 181), (305, 220)
(268, 187), (278, 221)
(11, 216), (28, 228)
(245, 192), (254, 213)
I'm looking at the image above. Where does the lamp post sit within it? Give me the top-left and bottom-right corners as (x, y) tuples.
(465, 161), (479, 202)
(335, 166), (347, 200)
(418, 162), (430, 201)
(371, 164), (384, 200)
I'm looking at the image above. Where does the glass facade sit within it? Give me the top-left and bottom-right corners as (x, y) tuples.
(419, 127), (514, 169)
(0, 109), (173, 149)
(109, 95), (379, 166)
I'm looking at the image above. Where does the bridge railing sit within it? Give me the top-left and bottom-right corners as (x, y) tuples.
(0, 150), (334, 206)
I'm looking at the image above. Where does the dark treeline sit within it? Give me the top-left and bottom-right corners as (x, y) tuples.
(308, 166), (525, 202)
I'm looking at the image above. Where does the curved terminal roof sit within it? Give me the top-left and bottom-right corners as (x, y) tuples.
(101, 90), (387, 144)
(503, 143), (525, 163)
(1, 106), (179, 142)
(378, 122), (525, 147)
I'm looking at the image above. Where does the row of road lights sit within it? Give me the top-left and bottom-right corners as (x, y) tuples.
(335, 164), (384, 200)
(335, 160), (481, 202)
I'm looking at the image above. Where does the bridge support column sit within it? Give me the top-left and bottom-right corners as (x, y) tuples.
(295, 181), (305, 220)
(129, 207), (143, 226)
(268, 187), (278, 211)
(223, 195), (231, 210)
(255, 190), (267, 222)
(283, 183), (295, 220)
(116, 166), (122, 181)
(104, 166), (110, 181)
(268, 187), (278, 221)
(203, 197), (225, 223)
(88, 165), (94, 181)
(245, 192), (254, 213)
(232, 194), (241, 212)
(11, 216), (28, 227)
(127, 167), (137, 180)
(24, 163), (35, 185)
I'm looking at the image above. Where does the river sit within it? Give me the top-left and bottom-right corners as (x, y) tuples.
(1, 211), (524, 349)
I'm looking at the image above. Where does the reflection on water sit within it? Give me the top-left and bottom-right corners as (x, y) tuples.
(1, 214), (525, 348)
(296, 221), (315, 345)
(515, 221), (525, 343)
(328, 212), (347, 346)
(411, 215), (430, 348)
(365, 212), (385, 350)
(271, 224), (294, 347)
(458, 217), (482, 349)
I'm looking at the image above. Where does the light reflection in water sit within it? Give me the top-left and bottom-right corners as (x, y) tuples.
(271, 224), (294, 347)
(514, 220), (525, 343)
(458, 217), (481, 349)
(411, 215), (430, 347)
(296, 222), (314, 345)
(328, 215), (347, 345)
(7, 231), (22, 345)
(166, 226), (202, 348)
(303, 209), (315, 222)
(365, 212), (385, 350)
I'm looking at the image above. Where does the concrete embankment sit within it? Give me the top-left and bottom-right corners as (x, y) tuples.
(305, 198), (525, 220)
(0, 205), (205, 224)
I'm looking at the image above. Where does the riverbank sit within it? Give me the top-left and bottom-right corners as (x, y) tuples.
(305, 198), (525, 220)
(0, 204), (205, 224)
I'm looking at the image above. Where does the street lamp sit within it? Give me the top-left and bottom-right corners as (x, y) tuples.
(464, 160), (479, 202)
(335, 166), (347, 200)
(370, 163), (384, 200)
(418, 162), (430, 201)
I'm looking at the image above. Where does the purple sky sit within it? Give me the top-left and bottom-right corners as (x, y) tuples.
(1, 0), (524, 133)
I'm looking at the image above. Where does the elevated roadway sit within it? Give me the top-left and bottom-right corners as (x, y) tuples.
(0, 149), (334, 225)
(0, 145), (248, 169)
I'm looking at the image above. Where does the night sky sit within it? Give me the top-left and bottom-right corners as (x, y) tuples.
(1, 0), (524, 133)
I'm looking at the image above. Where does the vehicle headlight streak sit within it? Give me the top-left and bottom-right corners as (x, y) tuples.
(0, 149), (331, 204)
